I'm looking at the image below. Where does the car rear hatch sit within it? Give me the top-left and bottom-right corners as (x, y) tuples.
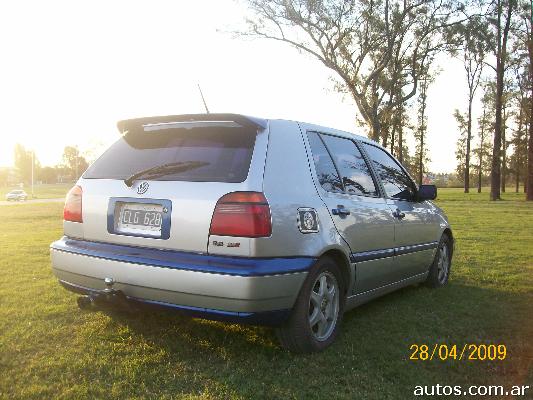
(73, 114), (269, 253)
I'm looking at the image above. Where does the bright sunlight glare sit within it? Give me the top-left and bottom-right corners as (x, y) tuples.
(0, 0), (472, 172)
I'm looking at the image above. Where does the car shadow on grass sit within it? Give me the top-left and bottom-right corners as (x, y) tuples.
(73, 281), (532, 399)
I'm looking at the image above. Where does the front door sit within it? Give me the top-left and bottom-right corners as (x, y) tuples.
(305, 131), (397, 294)
(361, 143), (439, 281)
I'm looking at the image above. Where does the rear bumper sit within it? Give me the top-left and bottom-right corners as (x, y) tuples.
(50, 237), (314, 325)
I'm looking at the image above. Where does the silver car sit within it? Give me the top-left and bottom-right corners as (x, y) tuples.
(6, 189), (28, 201)
(50, 114), (453, 353)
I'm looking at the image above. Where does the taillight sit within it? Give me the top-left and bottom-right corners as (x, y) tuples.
(64, 185), (83, 223)
(209, 192), (271, 238)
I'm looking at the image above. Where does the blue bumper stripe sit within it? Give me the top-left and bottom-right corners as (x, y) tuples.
(51, 237), (316, 277)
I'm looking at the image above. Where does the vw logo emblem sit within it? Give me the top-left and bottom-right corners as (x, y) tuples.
(137, 182), (149, 195)
(303, 211), (315, 231)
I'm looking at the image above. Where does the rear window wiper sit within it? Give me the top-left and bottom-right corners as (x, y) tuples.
(124, 161), (209, 187)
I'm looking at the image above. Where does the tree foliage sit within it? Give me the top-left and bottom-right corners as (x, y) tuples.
(237, 0), (532, 200)
(61, 146), (88, 180)
(13, 144), (40, 184)
(241, 0), (466, 142)
(448, 12), (490, 192)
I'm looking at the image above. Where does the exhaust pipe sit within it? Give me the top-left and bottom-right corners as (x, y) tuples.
(77, 295), (93, 309)
(76, 277), (136, 312)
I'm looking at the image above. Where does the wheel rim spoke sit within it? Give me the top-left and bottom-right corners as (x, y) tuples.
(437, 245), (448, 282)
(327, 285), (335, 302)
(318, 275), (327, 296)
(316, 311), (328, 337)
(308, 271), (339, 342)
(309, 307), (321, 327)
(310, 291), (321, 308)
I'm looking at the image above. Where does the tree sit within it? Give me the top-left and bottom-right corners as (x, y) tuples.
(488, 0), (516, 200)
(62, 146), (89, 181)
(474, 84), (495, 192)
(500, 83), (513, 192)
(0, 168), (8, 187)
(449, 15), (489, 192)
(413, 66), (434, 185)
(13, 144), (40, 184)
(454, 109), (468, 181)
(389, 97), (411, 163)
(241, 0), (466, 142)
(511, 2), (532, 193)
(38, 166), (58, 184)
(517, 0), (533, 199)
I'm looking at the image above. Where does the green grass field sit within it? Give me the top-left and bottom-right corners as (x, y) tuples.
(0, 183), (71, 200)
(0, 189), (531, 399)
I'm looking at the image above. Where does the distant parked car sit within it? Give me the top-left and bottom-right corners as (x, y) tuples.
(51, 113), (453, 353)
(5, 190), (28, 201)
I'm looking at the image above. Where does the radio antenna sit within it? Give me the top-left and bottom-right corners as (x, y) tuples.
(197, 83), (210, 114)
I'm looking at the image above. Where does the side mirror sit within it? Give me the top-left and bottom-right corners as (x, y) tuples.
(418, 185), (437, 201)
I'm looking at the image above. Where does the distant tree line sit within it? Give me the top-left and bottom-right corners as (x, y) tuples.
(3, 144), (89, 186)
(241, 0), (533, 200)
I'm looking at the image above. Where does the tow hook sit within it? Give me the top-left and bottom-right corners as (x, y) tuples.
(76, 278), (135, 312)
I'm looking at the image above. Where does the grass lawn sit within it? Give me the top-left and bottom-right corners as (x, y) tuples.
(0, 183), (71, 200)
(0, 189), (531, 399)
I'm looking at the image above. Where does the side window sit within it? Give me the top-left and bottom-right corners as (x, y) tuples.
(362, 144), (416, 201)
(320, 135), (378, 197)
(307, 132), (343, 193)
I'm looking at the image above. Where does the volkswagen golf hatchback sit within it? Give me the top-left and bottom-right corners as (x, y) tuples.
(50, 113), (453, 353)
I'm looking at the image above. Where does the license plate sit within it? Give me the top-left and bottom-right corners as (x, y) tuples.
(115, 202), (163, 237)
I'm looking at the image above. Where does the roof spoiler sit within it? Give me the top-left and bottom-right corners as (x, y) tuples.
(117, 113), (267, 134)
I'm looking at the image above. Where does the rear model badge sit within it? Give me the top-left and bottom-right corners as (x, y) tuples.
(137, 181), (149, 194)
(297, 208), (319, 233)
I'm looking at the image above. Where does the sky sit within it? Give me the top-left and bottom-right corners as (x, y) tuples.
(0, 0), (481, 173)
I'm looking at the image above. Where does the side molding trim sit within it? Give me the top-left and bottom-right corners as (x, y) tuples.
(350, 241), (438, 263)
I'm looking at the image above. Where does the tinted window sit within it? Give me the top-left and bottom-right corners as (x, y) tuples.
(307, 132), (343, 193)
(362, 144), (416, 200)
(84, 127), (256, 183)
(320, 135), (378, 196)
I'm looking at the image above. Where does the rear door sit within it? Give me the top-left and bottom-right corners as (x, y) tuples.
(361, 143), (438, 280)
(306, 131), (397, 294)
(77, 118), (268, 253)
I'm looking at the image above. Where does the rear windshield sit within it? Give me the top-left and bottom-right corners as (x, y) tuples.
(83, 127), (256, 183)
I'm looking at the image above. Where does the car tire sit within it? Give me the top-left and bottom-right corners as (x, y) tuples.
(275, 256), (345, 353)
(425, 234), (452, 288)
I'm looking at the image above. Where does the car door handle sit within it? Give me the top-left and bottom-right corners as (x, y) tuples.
(392, 209), (406, 220)
(332, 205), (351, 216)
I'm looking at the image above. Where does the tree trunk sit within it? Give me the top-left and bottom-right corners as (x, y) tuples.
(477, 109), (485, 194)
(465, 97), (473, 193)
(418, 82), (428, 186)
(390, 123), (396, 157)
(525, 121), (529, 193)
(398, 107), (404, 163)
(491, 0), (509, 201)
(398, 124), (403, 163)
(515, 103), (523, 193)
(370, 117), (381, 142)
(501, 106), (507, 193)
(382, 125), (389, 148)
(524, 95), (533, 201)
(491, 63), (503, 201)
(527, 38), (533, 200)
(418, 133), (424, 185)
